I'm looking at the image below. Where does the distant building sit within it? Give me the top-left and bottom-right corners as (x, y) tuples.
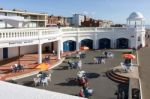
(47, 16), (69, 27)
(0, 8), (48, 28)
(72, 14), (85, 27)
(81, 16), (113, 27)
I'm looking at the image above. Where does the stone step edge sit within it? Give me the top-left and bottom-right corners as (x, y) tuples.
(106, 72), (128, 84)
(110, 70), (129, 80)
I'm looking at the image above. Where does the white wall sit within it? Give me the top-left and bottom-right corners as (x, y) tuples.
(20, 45), (38, 55)
(73, 14), (85, 26)
(7, 45), (38, 59)
(0, 21), (5, 28)
(8, 47), (19, 58)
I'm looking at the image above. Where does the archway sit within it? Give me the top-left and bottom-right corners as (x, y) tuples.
(116, 38), (129, 49)
(63, 40), (76, 51)
(99, 38), (111, 49)
(81, 39), (93, 49)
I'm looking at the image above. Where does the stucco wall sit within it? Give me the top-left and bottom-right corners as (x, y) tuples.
(20, 45), (38, 55)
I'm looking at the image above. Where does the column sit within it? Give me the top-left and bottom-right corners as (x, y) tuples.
(38, 43), (42, 64)
(60, 38), (63, 54)
(93, 28), (97, 49)
(57, 40), (61, 60)
(76, 28), (80, 51)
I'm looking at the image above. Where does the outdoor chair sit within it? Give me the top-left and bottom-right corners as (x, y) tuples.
(93, 58), (98, 64)
(101, 58), (105, 64)
(33, 77), (40, 87)
(120, 62), (128, 72)
(76, 54), (80, 59)
(47, 74), (51, 82)
(107, 52), (114, 58)
(41, 77), (49, 87)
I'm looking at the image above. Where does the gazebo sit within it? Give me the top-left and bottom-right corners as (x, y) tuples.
(127, 12), (145, 28)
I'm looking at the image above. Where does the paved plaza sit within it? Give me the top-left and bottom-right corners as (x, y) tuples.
(15, 50), (128, 99)
(138, 38), (150, 99)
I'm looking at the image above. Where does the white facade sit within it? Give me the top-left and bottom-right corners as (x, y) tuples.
(0, 12), (146, 63)
(0, 9), (48, 28)
(73, 14), (85, 26)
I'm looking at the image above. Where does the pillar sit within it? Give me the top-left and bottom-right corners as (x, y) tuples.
(38, 44), (42, 64)
(57, 40), (61, 60)
(93, 28), (98, 49)
(60, 38), (63, 54)
(76, 29), (80, 51)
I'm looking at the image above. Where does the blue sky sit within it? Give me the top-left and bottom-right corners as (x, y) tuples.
(0, 0), (149, 24)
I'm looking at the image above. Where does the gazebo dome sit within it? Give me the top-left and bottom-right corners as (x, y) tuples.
(127, 12), (144, 21)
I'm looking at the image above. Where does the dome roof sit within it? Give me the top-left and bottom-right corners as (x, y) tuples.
(127, 12), (144, 21)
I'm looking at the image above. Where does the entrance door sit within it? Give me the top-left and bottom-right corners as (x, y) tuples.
(3, 48), (8, 59)
(81, 39), (93, 49)
(116, 38), (129, 49)
(99, 38), (111, 49)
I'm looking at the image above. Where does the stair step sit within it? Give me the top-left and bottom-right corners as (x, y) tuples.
(106, 72), (129, 84)
(109, 71), (129, 81)
(111, 70), (129, 80)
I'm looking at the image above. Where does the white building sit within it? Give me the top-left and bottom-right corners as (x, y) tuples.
(72, 14), (85, 27)
(0, 12), (146, 64)
(0, 9), (48, 28)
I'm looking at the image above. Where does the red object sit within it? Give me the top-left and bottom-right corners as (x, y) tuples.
(79, 90), (84, 97)
(123, 54), (136, 59)
(80, 46), (89, 51)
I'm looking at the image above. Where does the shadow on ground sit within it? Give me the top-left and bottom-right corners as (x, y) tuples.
(85, 72), (100, 79)
(22, 81), (34, 87)
(53, 66), (68, 70)
(55, 78), (78, 86)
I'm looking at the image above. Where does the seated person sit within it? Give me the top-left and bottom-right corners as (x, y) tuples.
(45, 55), (50, 62)
(124, 59), (131, 66)
(37, 71), (48, 83)
(81, 85), (93, 98)
(11, 65), (17, 72)
(17, 64), (24, 71)
(78, 76), (88, 86)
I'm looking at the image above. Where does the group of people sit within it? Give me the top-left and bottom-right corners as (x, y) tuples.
(93, 57), (105, 64)
(34, 71), (51, 87)
(103, 51), (114, 58)
(77, 71), (93, 98)
(11, 64), (24, 72)
(67, 59), (82, 69)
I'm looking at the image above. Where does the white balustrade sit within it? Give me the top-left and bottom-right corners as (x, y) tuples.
(0, 27), (141, 47)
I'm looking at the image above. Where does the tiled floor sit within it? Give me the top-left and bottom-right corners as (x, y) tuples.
(0, 51), (76, 80)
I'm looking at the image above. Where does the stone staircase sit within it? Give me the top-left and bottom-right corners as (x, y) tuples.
(106, 70), (129, 84)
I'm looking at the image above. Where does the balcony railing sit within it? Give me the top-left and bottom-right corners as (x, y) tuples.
(0, 27), (60, 42)
(0, 27), (143, 43)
